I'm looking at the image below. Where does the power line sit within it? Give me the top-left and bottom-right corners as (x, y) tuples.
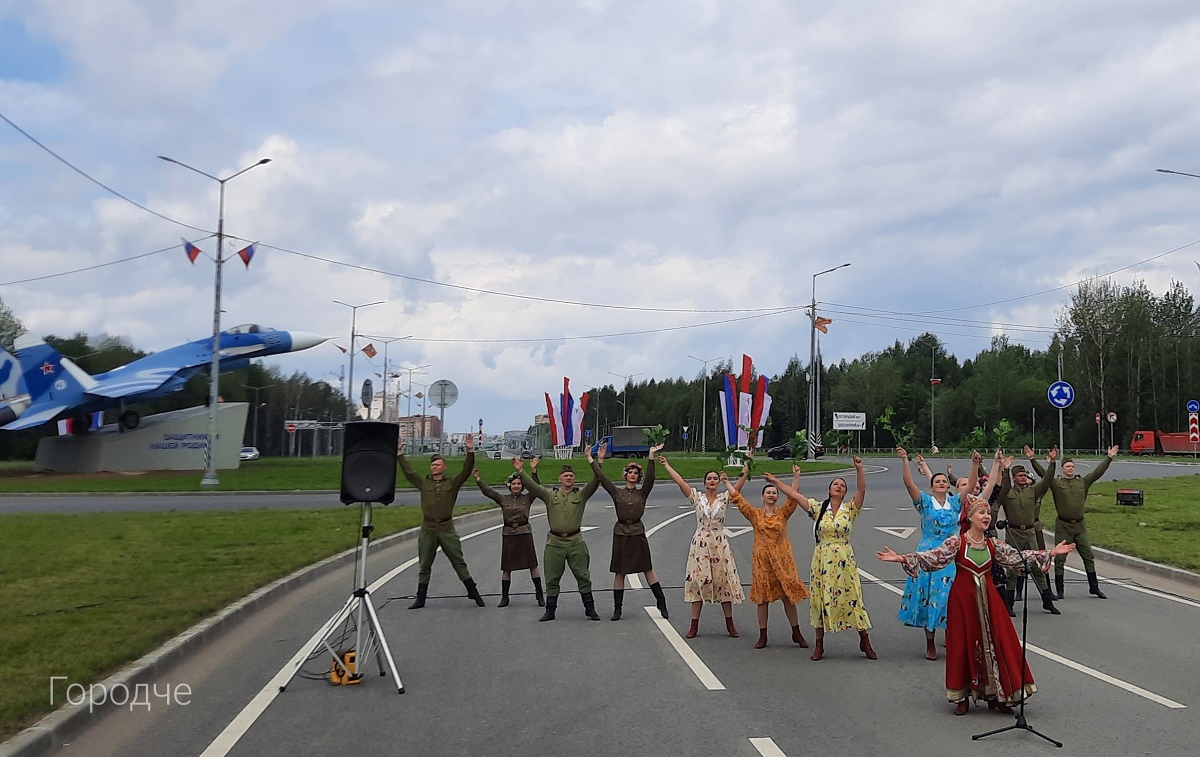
(821, 306), (1058, 334)
(0, 110), (211, 235)
(0, 241), (195, 287)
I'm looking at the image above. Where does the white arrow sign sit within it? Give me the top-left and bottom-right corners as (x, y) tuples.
(726, 527), (754, 538)
(875, 527), (915, 539)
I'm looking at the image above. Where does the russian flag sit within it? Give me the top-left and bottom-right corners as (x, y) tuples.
(182, 238), (202, 264)
(236, 243), (255, 269)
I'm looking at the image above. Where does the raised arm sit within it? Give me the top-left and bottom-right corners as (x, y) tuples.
(519, 470), (551, 503)
(473, 470), (504, 505)
(450, 448), (476, 489)
(642, 444), (662, 497)
(658, 455), (693, 498)
(530, 455), (541, 485)
(1083, 448), (1116, 487)
(1035, 458), (1056, 498)
(979, 449), (1003, 501)
(590, 458), (618, 497)
(897, 447), (922, 501)
(914, 453), (931, 482)
(763, 469), (812, 514)
(1027, 446), (1047, 478)
(851, 455), (866, 509)
(964, 450), (981, 496)
(396, 439), (423, 487)
(732, 450), (754, 492)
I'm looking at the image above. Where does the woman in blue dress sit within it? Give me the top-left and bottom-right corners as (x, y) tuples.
(896, 448), (998, 661)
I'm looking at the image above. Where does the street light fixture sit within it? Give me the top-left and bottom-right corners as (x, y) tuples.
(399, 363), (432, 441)
(606, 371), (643, 426)
(808, 263), (851, 460)
(241, 383), (276, 449)
(360, 334), (412, 421)
(333, 300), (385, 421)
(687, 355), (723, 453)
(159, 154), (272, 486)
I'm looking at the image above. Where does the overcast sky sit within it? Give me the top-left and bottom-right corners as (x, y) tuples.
(3, 0), (1200, 434)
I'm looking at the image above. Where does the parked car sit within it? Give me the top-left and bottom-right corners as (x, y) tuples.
(766, 441), (823, 460)
(519, 450), (534, 459)
(239, 446), (260, 461)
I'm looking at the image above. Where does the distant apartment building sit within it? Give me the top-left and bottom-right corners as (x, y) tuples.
(397, 415), (441, 442)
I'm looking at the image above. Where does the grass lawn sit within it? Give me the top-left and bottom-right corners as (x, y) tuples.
(0, 504), (491, 739)
(1081, 476), (1200, 572)
(0, 455), (849, 494)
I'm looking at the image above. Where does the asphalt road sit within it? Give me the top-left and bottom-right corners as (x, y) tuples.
(28, 457), (1200, 756)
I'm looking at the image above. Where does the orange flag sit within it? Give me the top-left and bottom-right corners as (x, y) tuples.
(362, 343), (377, 358)
(815, 317), (833, 334)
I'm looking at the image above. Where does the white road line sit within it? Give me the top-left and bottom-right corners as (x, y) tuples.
(1062, 564), (1200, 610)
(643, 606), (725, 691)
(856, 567), (1187, 710)
(749, 737), (788, 756)
(198, 521), (511, 757)
(628, 511), (694, 590)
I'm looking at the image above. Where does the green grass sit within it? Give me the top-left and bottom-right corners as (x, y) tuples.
(0, 505), (491, 738)
(1081, 476), (1200, 572)
(0, 455), (849, 493)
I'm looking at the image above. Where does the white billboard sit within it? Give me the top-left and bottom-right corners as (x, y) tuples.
(833, 412), (867, 431)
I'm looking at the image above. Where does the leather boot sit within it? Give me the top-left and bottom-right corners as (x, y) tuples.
(1054, 573), (1065, 600)
(649, 581), (669, 619)
(1040, 588), (1061, 615)
(754, 628), (768, 649)
(582, 592), (601, 620)
(954, 700), (969, 716)
(925, 635), (938, 661)
(1002, 588), (1016, 618)
(611, 589), (624, 621)
(810, 631), (824, 661)
(686, 618), (700, 638)
(533, 577), (545, 607)
(498, 579), (511, 608)
(407, 582), (428, 610)
(1013, 581), (1024, 602)
(464, 578), (486, 607)
(858, 630), (878, 660)
(1087, 572), (1108, 599)
(538, 595), (558, 622)
(791, 625), (809, 648)
(725, 615), (739, 638)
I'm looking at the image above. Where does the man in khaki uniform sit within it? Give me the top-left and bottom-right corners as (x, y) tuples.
(998, 451), (1059, 615)
(398, 434), (485, 609)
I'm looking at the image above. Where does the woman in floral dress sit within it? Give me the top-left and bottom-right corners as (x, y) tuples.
(723, 466), (809, 650)
(767, 457), (874, 661)
(660, 456), (747, 638)
(877, 497), (1075, 715)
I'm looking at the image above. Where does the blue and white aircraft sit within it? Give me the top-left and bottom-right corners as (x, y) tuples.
(0, 324), (328, 432)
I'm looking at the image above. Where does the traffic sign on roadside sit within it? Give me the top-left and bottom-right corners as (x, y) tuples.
(1048, 381), (1074, 409)
(1189, 399), (1199, 414)
(1107, 411), (1117, 424)
(286, 423), (297, 434)
(1190, 413), (1199, 444)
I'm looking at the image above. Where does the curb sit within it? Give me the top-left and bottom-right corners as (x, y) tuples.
(0, 508), (500, 757)
(1041, 528), (1200, 587)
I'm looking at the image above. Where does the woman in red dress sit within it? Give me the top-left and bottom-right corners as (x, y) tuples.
(876, 497), (1075, 715)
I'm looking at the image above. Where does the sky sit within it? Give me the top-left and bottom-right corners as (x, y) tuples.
(3, 0), (1200, 435)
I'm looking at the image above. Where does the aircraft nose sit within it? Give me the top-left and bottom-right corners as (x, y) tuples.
(287, 332), (332, 352)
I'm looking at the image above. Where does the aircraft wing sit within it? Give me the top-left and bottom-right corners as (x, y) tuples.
(1, 403), (70, 431)
(89, 366), (195, 399)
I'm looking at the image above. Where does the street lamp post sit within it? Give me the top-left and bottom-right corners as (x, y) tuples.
(241, 383), (275, 449)
(687, 355), (723, 453)
(360, 334), (412, 422)
(411, 380), (429, 450)
(159, 154), (272, 486)
(808, 263), (851, 460)
(606, 371), (643, 426)
(400, 363), (431, 441)
(333, 300), (384, 422)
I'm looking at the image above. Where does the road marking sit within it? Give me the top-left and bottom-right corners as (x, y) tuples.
(605, 504), (659, 509)
(726, 526), (753, 538)
(875, 527), (915, 539)
(643, 607), (725, 691)
(628, 512), (694, 589)
(856, 567), (1187, 710)
(198, 521), (510, 757)
(749, 737), (788, 756)
(1062, 564), (1200, 610)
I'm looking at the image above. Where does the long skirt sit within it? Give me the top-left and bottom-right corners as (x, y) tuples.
(501, 533), (539, 571)
(946, 568), (1036, 704)
(610, 533), (653, 574)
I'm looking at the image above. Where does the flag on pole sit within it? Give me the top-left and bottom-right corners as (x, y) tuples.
(334, 344), (347, 354)
(544, 392), (560, 446)
(235, 243), (256, 269)
(362, 343), (377, 358)
(182, 238), (202, 264)
(815, 317), (833, 334)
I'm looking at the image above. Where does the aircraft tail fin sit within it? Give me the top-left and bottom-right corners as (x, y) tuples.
(12, 335), (99, 400)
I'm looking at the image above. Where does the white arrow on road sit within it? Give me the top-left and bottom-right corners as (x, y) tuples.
(726, 526), (753, 538)
(875, 527), (915, 539)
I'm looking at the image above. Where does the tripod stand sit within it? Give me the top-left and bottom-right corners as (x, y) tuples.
(280, 502), (404, 694)
(972, 561), (1059, 746)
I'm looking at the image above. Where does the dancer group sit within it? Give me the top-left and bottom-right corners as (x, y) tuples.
(399, 437), (1119, 716)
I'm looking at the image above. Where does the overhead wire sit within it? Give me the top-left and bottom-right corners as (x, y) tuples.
(0, 240), (202, 287)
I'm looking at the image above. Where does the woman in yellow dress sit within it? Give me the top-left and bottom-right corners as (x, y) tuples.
(766, 457), (874, 661)
(722, 466), (809, 650)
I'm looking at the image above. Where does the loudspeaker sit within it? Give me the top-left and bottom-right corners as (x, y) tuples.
(341, 421), (399, 504)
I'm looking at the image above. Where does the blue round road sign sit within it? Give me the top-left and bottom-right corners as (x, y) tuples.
(585, 429), (592, 438)
(1048, 380), (1074, 409)
(682, 432), (689, 440)
(1188, 400), (1199, 414)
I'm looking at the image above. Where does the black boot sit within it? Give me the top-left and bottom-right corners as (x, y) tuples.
(1055, 573), (1065, 600)
(408, 582), (428, 610)
(533, 577), (545, 607)
(611, 589), (624, 621)
(582, 592), (601, 621)
(498, 579), (511, 608)
(1087, 572), (1108, 599)
(464, 578), (486, 607)
(539, 595), (557, 622)
(1013, 581), (1024, 602)
(1002, 588), (1016, 618)
(649, 581), (669, 619)
(1040, 588), (1061, 615)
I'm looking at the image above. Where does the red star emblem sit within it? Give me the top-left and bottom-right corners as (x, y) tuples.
(41, 361), (55, 375)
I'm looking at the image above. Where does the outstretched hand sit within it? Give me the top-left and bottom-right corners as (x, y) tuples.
(513, 458), (525, 472)
(876, 546), (903, 563)
(649, 443), (665, 457)
(1107, 445), (1119, 458)
(1048, 447), (1058, 462)
(531, 455), (540, 470)
(464, 434), (475, 451)
(896, 446), (909, 461)
(1023, 444), (1034, 459)
(471, 467), (480, 480)
(1050, 540), (1077, 557)
(971, 449), (983, 464)
(396, 438), (406, 457)
(853, 455), (863, 468)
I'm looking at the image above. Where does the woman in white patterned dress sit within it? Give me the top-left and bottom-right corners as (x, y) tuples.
(660, 455), (748, 639)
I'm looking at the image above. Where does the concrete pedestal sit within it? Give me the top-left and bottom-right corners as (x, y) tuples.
(33, 403), (249, 473)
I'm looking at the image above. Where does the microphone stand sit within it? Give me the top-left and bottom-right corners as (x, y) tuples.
(972, 561), (1061, 747)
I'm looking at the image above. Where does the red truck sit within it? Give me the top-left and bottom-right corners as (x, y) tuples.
(1129, 430), (1198, 456)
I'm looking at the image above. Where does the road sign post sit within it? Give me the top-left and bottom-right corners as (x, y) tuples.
(1190, 412), (1199, 457)
(429, 379), (458, 457)
(1107, 411), (1117, 450)
(1048, 376), (1073, 454)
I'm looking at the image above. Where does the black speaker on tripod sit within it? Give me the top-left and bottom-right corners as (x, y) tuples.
(341, 421), (399, 505)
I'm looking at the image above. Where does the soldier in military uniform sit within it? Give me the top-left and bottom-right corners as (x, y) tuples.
(398, 434), (485, 609)
(520, 455), (603, 621)
(591, 442), (668, 621)
(997, 451), (1059, 615)
(1030, 445), (1119, 600)
(473, 457), (544, 608)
